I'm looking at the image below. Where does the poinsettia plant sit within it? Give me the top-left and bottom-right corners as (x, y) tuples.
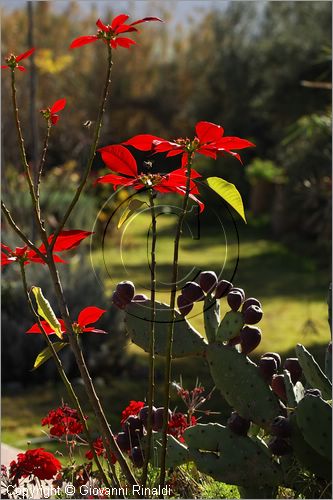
(1, 8), (255, 498)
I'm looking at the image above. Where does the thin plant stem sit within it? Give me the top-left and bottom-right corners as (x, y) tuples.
(36, 123), (51, 219)
(19, 262), (113, 490)
(1, 201), (47, 262)
(159, 154), (193, 489)
(50, 45), (113, 250)
(141, 190), (157, 487)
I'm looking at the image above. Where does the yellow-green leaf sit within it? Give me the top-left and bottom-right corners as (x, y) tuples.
(206, 177), (246, 223)
(31, 287), (63, 339)
(32, 342), (67, 370)
(118, 198), (147, 229)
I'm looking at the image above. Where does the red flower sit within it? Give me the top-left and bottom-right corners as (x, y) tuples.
(9, 448), (61, 485)
(124, 121), (255, 166)
(26, 306), (107, 335)
(1, 230), (93, 267)
(167, 412), (197, 443)
(96, 145), (204, 212)
(1, 48), (35, 72)
(70, 15), (162, 50)
(42, 404), (87, 437)
(85, 437), (117, 463)
(41, 98), (66, 125)
(121, 400), (145, 425)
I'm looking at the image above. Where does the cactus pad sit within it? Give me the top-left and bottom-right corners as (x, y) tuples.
(295, 344), (332, 399)
(184, 423), (282, 488)
(283, 370), (304, 408)
(207, 343), (282, 429)
(146, 431), (189, 469)
(216, 311), (244, 343)
(203, 295), (220, 344)
(295, 394), (332, 461)
(325, 344), (332, 382)
(125, 300), (207, 358)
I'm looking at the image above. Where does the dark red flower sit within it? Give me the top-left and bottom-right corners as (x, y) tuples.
(96, 145), (204, 212)
(1, 230), (93, 267)
(123, 121), (255, 166)
(1, 48), (35, 72)
(70, 15), (162, 50)
(121, 400), (145, 425)
(41, 98), (66, 125)
(41, 404), (87, 437)
(26, 306), (107, 335)
(167, 412), (197, 443)
(85, 437), (117, 463)
(9, 448), (61, 485)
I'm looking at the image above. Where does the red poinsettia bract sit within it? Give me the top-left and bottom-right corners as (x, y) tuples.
(9, 448), (61, 485)
(70, 15), (163, 50)
(26, 306), (107, 335)
(41, 98), (66, 125)
(124, 121), (255, 167)
(1, 48), (35, 72)
(42, 404), (87, 437)
(1, 230), (93, 267)
(96, 145), (204, 212)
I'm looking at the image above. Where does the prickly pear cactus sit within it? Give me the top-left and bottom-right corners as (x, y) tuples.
(125, 300), (207, 358)
(283, 370), (304, 407)
(295, 393), (332, 461)
(203, 295), (220, 343)
(146, 431), (189, 469)
(295, 344), (332, 399)
(289, 413), (332, 480)
(325, 342), (332, 382)
(184, 423), (282, 489)
(207, 343), (282, 429)
(216, 311), (243, 343)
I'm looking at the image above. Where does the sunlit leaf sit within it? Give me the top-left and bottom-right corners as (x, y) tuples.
(118, 198), (147, 229)
(32, 342), (67, 370)
(206, 177), (246, 223)
(31, 287), (63, 339)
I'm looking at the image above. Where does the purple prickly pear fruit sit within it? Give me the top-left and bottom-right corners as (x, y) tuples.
(153, 407), (172, 431)
(268, 437), (292, 456)
(132, 294), (148, 302)
(123, 415), (144, 439)
(182, 282), (204, 302)
(258, 356), (278, 382)
(240, 326), (261, 354)
(243, 305), (263, 325)
(304, 388), (322, 397)
(215, 280), (233, 299)
(262, 352), (281, 370)
(283, 358), (302, 384)
(227, 412), (250, 436)
(112, 291), (127, 310)
(177, 295), (193, 316)
(199, 271), (218, 294)
(270, 416), (292, 438)
(131, 446), (144, 467)
(139, 405), (156, 429)
(227, 334), (241, 347)
(271, 375), (287, 401)
(231, 287), (245, 300)
(241, 297), (261, 312)
(115, 281), (135, 303)
(227, 290), (244, 311)
(116, 432), (131, 451)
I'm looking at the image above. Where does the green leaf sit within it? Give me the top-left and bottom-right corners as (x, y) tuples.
(118, 198), (147, 229)
(206, 177), (246, 223)
(32, 342), (67, 370)
(31, 287), (63, 339)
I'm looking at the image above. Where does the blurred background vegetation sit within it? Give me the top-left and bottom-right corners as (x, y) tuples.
(1, 0), (331, 450)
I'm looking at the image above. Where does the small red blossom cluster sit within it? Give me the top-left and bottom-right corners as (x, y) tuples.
(42, 404), (87, 437)
(40, 98), (66, 125)
(9, 448), (61, 485)
(120, 400), (145, 425)
(168, 413), (197, 443)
